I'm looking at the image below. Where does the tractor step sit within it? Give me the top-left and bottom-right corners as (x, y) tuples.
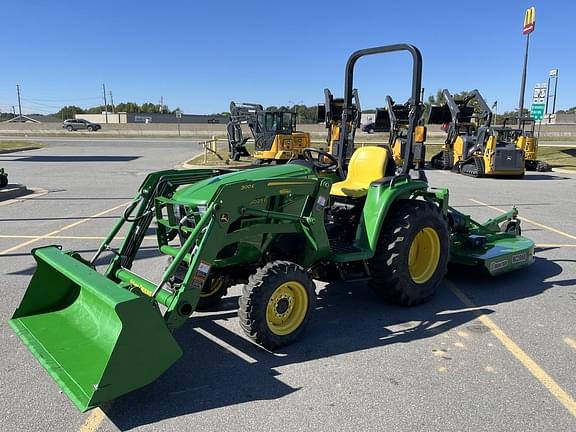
(330, 240), (372, 262)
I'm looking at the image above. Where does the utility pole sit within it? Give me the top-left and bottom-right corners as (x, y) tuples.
(160, 96), (164, 113)
(102, 84), (109, 124)
(518, 7), (536, 124)
(16, 84), (23, 122)
(109, 90), (115, 113)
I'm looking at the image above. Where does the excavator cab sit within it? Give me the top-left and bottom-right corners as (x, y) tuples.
(227, 102), (311, 163)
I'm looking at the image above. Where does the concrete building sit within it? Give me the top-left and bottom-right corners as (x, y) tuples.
(543, 112), (576, 124)
(76, 112), (228, 124)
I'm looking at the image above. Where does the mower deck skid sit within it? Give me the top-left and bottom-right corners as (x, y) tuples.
(9, 246), (182, 412)
(452, 235), (534, 276)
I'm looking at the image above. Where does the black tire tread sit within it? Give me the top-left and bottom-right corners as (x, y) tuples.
(238, 260), (315, 349)
(369, 200), (449, 306)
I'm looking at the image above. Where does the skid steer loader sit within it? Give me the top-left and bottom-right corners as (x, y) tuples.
(428, 89), (491, 170)
(317, 88), (361, 158)
(227, 101), (310, 163)
(499, 117), (550, 172)
(375, 96), (426, 169)
(9, 44), (535, 412)
(429, 90), (525, 177)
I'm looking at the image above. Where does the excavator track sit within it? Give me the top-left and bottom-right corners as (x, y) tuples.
(460, 156), (485, 178)
(430, 150), (453, 170)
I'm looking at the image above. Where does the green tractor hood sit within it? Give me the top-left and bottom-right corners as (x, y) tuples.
(172, 163), (314, 205)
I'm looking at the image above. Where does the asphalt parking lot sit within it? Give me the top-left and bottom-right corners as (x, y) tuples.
(1, 138), (575, 432)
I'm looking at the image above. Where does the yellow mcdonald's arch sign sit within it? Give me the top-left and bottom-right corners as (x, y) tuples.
(523, 7), (536, 34)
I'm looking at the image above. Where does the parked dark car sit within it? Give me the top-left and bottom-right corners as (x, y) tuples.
(63, 119), (101, 132)
(362, 122), (377, 133)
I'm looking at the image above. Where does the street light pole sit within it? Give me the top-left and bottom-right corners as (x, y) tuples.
(518, 6), (536, 124)
(518, 32), (530, 123)
(552, 71), (559, 114)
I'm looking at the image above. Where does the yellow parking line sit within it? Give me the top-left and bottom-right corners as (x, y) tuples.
(0, 234), (157, 241)
(0, 235), (109, 240)
(0, 201), (131, 256)
(469, 198), (576, 241)
(564, 337), (576, 351)
(79, 408), (107, 432)
(448, 281), (576, 418)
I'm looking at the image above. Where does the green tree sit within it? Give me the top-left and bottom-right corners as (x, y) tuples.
(56, 105), (84, 119)
(86, 105), (106, 114)
(114, 102), (140, 113)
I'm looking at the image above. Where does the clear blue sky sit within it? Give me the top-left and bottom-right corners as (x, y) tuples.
(0, 0), (572, 115)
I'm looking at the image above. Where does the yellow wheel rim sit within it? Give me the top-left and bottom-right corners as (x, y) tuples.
(408, 227), (441, 284)
(265, 281), (308, 336)
(201, 277), (223, 298)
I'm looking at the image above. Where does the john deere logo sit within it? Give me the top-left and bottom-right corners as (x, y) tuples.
(219, 213), (229, 223)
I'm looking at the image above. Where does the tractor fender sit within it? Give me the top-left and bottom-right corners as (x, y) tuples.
(357, 178), (429, 252)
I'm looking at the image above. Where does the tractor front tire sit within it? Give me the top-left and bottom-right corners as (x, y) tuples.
(239, 261), (316, 350)
(369, 200), (449, 306)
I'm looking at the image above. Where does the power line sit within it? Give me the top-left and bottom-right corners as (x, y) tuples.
(23, 96), (101, 102)
(21, 99), (62, 109)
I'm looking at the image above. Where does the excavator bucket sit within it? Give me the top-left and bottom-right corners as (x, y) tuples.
(9, 246), (182, 412)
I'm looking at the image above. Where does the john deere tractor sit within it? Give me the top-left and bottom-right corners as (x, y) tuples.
(9, 44), (535, 412)
(429, 89), (525, 177)
(227, 101), (310, 163)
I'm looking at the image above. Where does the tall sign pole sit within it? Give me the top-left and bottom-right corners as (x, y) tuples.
(550, 69), (559, 114)
(518, 6), (536, 124)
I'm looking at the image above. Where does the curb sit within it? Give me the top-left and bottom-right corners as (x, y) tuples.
(0, 146), (44, 154)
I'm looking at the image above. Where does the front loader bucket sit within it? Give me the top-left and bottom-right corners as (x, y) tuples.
(9, 246), (182, 412)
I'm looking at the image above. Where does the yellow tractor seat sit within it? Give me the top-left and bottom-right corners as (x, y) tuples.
(330, 146), (390, 198)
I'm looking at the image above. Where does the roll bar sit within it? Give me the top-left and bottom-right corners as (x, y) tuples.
(335, 44), (423, 175)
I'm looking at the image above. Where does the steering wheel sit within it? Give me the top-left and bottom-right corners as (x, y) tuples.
(302, 148), (339, 171)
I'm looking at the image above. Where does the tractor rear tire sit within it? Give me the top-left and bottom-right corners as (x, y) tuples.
(369, 200), (449, 306)
(238, 260), (315, 350)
